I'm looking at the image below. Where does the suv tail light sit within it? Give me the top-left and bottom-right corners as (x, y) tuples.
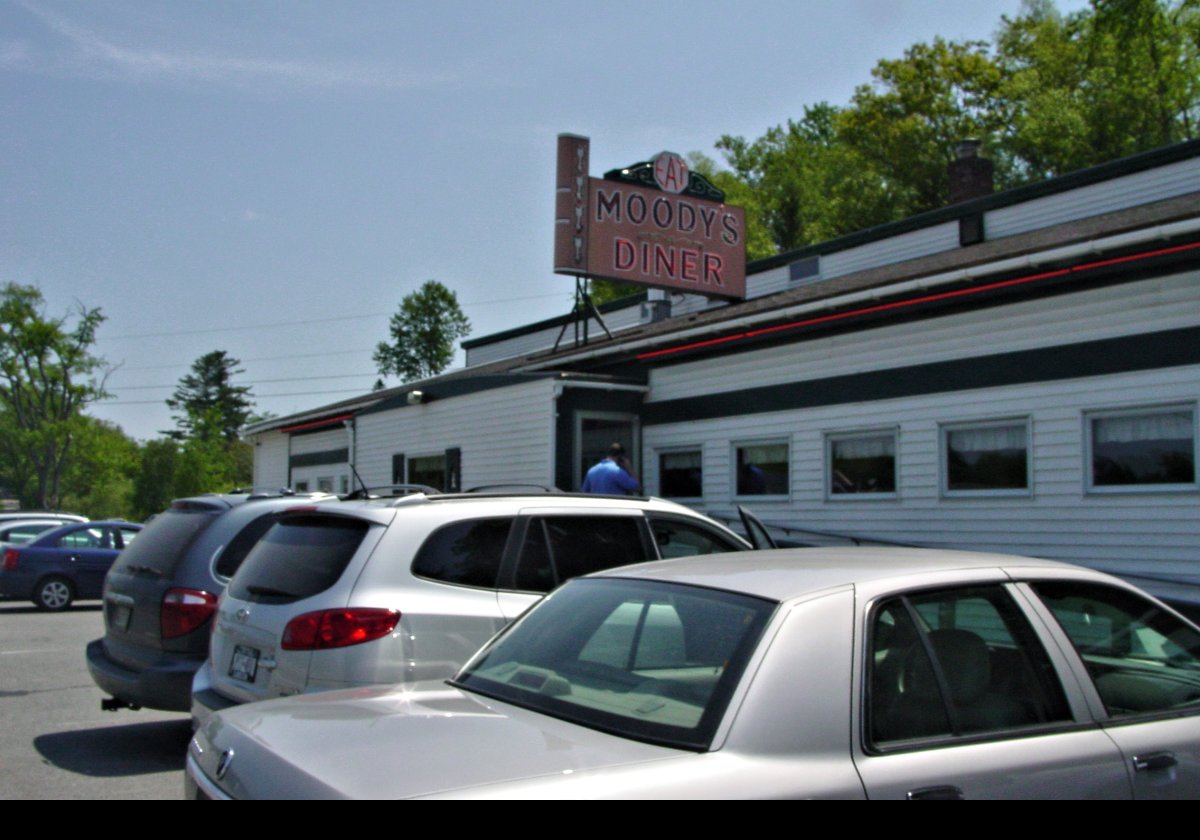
(282, 608), (401, 651)
(3, 548), (18, 570)
(161, 588), (218, 639)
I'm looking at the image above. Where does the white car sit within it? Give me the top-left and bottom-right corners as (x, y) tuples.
(187, 547), (1200, 799)
(191, 491), (762, 728)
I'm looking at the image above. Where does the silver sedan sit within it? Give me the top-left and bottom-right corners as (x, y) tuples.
(186, 547), (1200, 799)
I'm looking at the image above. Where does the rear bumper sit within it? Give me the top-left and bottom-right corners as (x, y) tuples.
(190, 661), (241, 730)
(85, 637), (201, 712)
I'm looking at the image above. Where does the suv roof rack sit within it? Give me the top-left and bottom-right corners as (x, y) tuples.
(340, 484), (441, 501)
(464, 484), (562, 494)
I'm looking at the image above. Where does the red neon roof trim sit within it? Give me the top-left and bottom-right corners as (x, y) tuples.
(279, 413), (355, 434)
(637, 241), (1200, 361)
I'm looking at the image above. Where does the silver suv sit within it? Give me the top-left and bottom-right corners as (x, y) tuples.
(192, 491), (762, 727)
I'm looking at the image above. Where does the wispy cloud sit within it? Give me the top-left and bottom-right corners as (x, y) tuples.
(5, 2), (456, 92)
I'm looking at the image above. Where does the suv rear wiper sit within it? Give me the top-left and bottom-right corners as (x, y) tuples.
(123, 564), (163, 577)
(245, 585), (297, 598)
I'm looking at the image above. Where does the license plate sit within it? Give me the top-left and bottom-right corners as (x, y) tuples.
(229, 645), (260, 683)
(112, 604), (131, 631)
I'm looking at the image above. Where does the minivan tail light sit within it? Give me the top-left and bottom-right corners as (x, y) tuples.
(161, 588), (218, 639)
(282, 608), (401, 651)
(3, 548), (18, 570)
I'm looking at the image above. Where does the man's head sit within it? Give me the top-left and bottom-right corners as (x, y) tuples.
(607, 442), (626, 459)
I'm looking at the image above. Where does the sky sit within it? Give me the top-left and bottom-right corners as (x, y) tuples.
(1, 0), (1091, 441)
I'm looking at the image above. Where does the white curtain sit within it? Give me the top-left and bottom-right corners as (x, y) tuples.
(1093, 411), (1192, 444)
(833, 435), (894, 459)
(947, 425), (1025, 454)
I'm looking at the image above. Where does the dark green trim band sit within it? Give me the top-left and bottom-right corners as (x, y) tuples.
(642, 326), (1200, 426)
(289, 448), (350, 468)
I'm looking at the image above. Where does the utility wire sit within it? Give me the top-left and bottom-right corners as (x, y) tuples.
(102, 292), (566, 340)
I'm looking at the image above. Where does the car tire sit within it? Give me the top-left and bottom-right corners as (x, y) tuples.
(35, 576), (74, 611)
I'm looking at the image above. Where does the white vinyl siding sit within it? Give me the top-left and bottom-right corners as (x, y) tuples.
(353, 379), (556, 490)
(986, 158), (1200, 240)
(250, 431), (289, 490)
(647, 271), (1199, 403)
(644, 363), (1200, 590)
(288, 428), (348, 455)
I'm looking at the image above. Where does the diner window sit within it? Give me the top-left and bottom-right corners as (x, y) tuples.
(827, 430), (896, 497)
(408, 454), (447, 492)
(942, 420), (1030, 496)
(734, 441), (789, 497)
(659, 450), (702, 498)
(1086, 405), (1196, 491)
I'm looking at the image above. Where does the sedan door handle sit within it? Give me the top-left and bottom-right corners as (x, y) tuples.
(907, 785), (964, 800)
(1133, 752), (1177, 773)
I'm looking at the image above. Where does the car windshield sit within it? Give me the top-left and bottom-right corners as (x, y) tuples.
(453, 577), (776, 751)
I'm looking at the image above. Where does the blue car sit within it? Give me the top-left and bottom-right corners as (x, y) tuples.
(0, 521), (143, 611)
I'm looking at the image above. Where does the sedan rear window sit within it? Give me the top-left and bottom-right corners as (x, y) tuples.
(454, 578), (776, 751)
(230, 516), (369, 604)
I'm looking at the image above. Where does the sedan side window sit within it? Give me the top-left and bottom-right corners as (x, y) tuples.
(869, 586), (1071, 746)
(58, 528), (104, 549)
(1030, 582), (1200, 718)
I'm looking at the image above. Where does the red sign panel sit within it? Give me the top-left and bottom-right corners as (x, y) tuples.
(554, 135), (746, 301)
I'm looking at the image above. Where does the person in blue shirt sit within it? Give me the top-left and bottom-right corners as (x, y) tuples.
(581, 443), (640, 495)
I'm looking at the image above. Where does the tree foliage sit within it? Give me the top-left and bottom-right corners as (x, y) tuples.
(60, 417), (138, 518)
(166, 350), (254, 442)
(0, 284), (109, 509)
(715, 0), (1200, 254)
(374, 281), (471, 383)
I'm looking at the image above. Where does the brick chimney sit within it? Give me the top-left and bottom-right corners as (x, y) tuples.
(948, 140), (994, 204)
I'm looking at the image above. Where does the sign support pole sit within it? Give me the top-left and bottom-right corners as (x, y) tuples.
(553, 277), (613, 352)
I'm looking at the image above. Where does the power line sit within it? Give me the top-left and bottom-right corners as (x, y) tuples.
(101, 292), (566, 341)
(103, 387), (375, 406)
(116, 346), (376, 372)
(114, 373), (379, 391)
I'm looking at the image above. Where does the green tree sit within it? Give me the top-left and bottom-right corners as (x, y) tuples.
(0, 284), (108, 509)
(131, 437), (180, 520)
(712, 1), (1200, 253)
(996, 0), (1200, 178)
(59, 417), (138, 518)
(839, 38), (1009, 211)
(170, 407), (253, 497)
(718, 103), (908, 251)
(374, 281), (471, 382)
(166, 350), (254, 443)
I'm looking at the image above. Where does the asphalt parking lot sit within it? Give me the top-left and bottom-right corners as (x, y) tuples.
(0, 600), (188, 800)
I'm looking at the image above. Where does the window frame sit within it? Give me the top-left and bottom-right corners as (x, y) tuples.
(1083, 403), (1198, 494)
(939, 417), (1032, 499)
(731, 438), (791, 501)
(825, 427), (899, 501)
(657, 446), (704, 500)
(862, 582), (1076, 754)
(407, 452), (448, 492)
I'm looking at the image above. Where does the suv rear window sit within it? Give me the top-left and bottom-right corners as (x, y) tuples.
(214, 513), (281, 580)
(412, 518), (513, 588)
(230, 516), (369, 604)
(110, 508), (220, 576)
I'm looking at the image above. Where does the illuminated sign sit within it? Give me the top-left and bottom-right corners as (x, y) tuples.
(554, 135), (746, 300)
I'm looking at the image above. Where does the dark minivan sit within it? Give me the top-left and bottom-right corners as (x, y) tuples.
(87, 492), (332, 713)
